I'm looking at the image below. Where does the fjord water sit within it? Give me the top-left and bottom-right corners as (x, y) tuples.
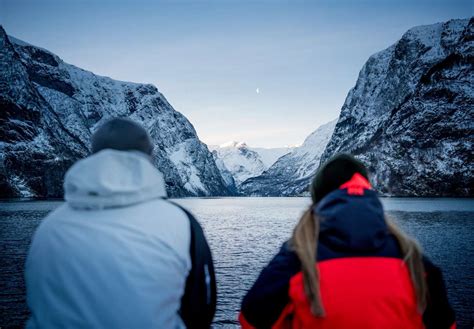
(1, 198), (473, 328)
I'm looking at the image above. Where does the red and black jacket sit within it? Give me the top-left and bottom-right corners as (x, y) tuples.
(240, 174), (455, 329)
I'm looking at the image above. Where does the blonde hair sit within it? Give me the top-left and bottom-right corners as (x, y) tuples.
(290, 208), (427, 317)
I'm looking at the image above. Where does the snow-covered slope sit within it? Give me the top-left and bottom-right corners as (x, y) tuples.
(211, 150), (237, 193)
(210, 142), (267, 185)
(209, 141), (293, 186)
(320, 18), (473, 196)
(251, 146), (295, 168)
(240, 120), (337, 196)
(0, 26), (231, 198)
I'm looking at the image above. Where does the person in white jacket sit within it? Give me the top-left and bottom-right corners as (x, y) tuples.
(25, 118), (216, 329)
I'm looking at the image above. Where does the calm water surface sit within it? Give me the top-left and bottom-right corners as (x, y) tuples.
(0, 198), (473, 328)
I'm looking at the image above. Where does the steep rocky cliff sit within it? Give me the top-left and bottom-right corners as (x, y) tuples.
(0, 27), (231, 198)
(321, 18), (473, 196)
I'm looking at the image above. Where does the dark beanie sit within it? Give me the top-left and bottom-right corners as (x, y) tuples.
(310, 154), (369, 203)
(91, 118), (153, 156)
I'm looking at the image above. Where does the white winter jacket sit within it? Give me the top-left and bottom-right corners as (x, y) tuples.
(25, 150), (194, 329)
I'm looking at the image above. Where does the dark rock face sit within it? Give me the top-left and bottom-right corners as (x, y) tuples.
(0, 27), (231, 198)
(320, 18), (473, 197)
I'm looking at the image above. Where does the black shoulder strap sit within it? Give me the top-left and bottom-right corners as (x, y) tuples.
(166, 200), (217, 329)
(422, 256), (455, 329)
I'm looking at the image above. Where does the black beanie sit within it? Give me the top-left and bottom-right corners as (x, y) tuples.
(91, 118), (153, 156)
(310, 154), (369, 203)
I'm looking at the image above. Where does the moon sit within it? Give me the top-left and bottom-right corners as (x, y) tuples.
(256, 88), (260, 94)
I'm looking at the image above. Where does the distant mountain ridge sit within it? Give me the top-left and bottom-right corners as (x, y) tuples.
(239, 120), (337, 196)
(0, 26), (232, 198)
(209, 142), (292, 186)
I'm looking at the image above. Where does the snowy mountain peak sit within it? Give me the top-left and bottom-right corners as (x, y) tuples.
(210, 143), (266, 186)
(210, 141), (294, 186)
(219, 141), (248, 148)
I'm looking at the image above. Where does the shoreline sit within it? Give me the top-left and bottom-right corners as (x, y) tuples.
(1, 195), (473, 202)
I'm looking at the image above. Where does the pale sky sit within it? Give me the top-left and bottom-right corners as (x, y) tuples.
(1, 0), (472, 147)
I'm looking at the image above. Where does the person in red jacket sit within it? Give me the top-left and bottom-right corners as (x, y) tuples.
(240, 154), (455, 329)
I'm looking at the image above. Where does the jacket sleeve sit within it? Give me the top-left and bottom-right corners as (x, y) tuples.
(240, 242), (301, 329)
(172, 204), (217, 329)
(422, 257), (456, 329)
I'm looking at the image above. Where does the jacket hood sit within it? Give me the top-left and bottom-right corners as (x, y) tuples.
(314, 174), (387, 252)
(64, 149), (167, 209)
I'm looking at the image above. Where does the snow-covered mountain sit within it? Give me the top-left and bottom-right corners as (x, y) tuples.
(320, 18), (473, 196)
(251, 146), (296, 168)
(0, 26), (232, 198)
(211, 150), (238, 193)
(239, 120), (337, 196)
(210, 142), (263, 186)
(209, 141), (293, 186)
